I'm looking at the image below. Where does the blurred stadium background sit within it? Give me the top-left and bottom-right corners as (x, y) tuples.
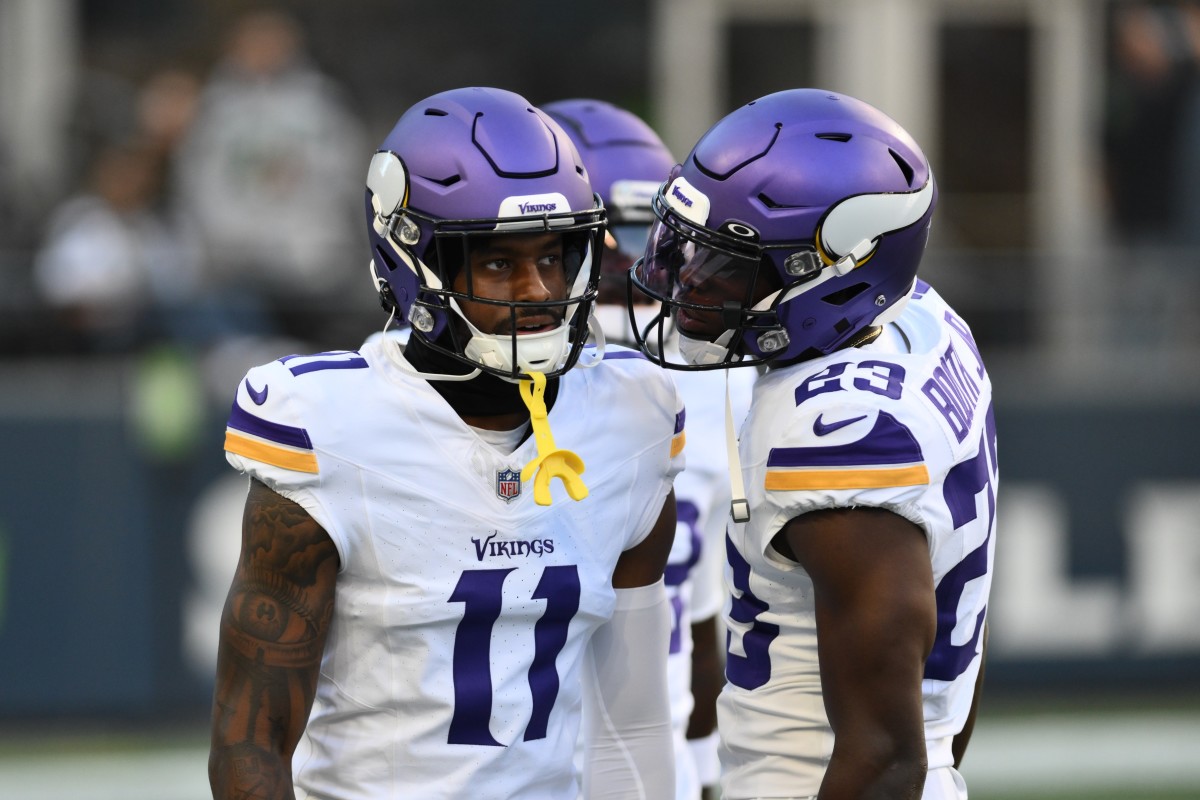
(1, 0), (1198, 797)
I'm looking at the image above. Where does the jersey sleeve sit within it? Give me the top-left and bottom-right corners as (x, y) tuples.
(756, 393), (950, 559)
(224, 360), (321, 485)
(223, 359), (340, 543)
(668, 382), (686, 482)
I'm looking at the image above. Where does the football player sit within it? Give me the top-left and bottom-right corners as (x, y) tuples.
(630, 89), (997, 800)
(543, 98), (754, 800)
(210, 87), (681, 800)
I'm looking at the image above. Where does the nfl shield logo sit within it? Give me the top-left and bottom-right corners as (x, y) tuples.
(496, 468), (521, 502)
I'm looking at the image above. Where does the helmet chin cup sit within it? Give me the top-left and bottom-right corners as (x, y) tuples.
(452, 294), (572, 378)
(677, 330), (735, 366)
(463, 325), (571, 379)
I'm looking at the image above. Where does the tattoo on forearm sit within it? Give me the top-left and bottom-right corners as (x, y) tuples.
(210, 481), (338, 799)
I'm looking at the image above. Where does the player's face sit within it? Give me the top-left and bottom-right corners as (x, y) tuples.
(453, 232), (569, 335)
(637, 216), (783, 341)
(673, 252), (780, 340)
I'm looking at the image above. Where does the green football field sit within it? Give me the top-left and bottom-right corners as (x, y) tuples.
(0, 700), (1196, 799)
(960, 695), (1200, 800)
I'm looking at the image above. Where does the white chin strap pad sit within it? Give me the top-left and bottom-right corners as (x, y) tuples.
(677, 330), (735, 366)
(451, 295), (572, 376)
(464, 325), (571, 375)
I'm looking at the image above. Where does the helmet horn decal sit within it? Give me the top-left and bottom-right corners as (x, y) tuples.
(367, 151), (409, 218)
(817, 177), (934, 265)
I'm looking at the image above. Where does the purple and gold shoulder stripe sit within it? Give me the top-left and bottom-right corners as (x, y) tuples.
(765, 411), (928, 491)
(671, 408), (686, 457)
(224, 399), (318, 474)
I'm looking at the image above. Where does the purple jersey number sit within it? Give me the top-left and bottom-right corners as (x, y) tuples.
(664, 500), (702, 655)
(926, 402), (997, 681)
(447, 565), (580, 746)
(726, 360), (907, 689)
(724, 534), (779, 690)
(726, 366), (994, 690)
(279, 350), (369, 376)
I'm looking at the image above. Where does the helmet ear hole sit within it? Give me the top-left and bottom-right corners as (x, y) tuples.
(821, 281), (869, 306)
(375, 247), (400, 273)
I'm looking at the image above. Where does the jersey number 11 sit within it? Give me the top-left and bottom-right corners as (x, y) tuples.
(447, 565), (580, 746)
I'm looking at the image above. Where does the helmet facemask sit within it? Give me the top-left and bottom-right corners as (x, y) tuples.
(380, 204), (604, 381)
(630, 192), (787, 369)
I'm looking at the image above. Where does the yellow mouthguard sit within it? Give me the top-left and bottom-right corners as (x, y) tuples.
(519, 371), (588, 505)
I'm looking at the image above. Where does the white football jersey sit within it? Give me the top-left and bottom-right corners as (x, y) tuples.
(224, 338), (684, 800)
(718, 282), (997, 800)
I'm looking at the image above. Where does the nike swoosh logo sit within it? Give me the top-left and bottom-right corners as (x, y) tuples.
(244, 379), (269, 406)
(813, 413), (867, 436)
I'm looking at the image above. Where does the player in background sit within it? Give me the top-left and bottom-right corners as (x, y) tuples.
(630, 88), (996, 800)
(209, 87), (681, 800)
(544, 98), (754, 800)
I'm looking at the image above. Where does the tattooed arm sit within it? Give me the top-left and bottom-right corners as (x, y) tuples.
(209, 479), (339, 800)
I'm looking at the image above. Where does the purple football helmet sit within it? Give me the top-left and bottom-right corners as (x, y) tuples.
(630, 88), (936, 369)
(542, 98), (676, 343)
(542, 99), (675, 253)
(365, 87), (606, 379)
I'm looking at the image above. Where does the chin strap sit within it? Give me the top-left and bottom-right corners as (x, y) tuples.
(725, 369), (750, 523)
(519, 371), (589, 505)
(576, 312), (606, 368)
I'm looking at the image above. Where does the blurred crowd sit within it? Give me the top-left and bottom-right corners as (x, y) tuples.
(1106, 0), (1200, 246)
(0, 8), (373, 361)
(1, 1), (1199, 366)
(1104, 0), (1200, 347)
